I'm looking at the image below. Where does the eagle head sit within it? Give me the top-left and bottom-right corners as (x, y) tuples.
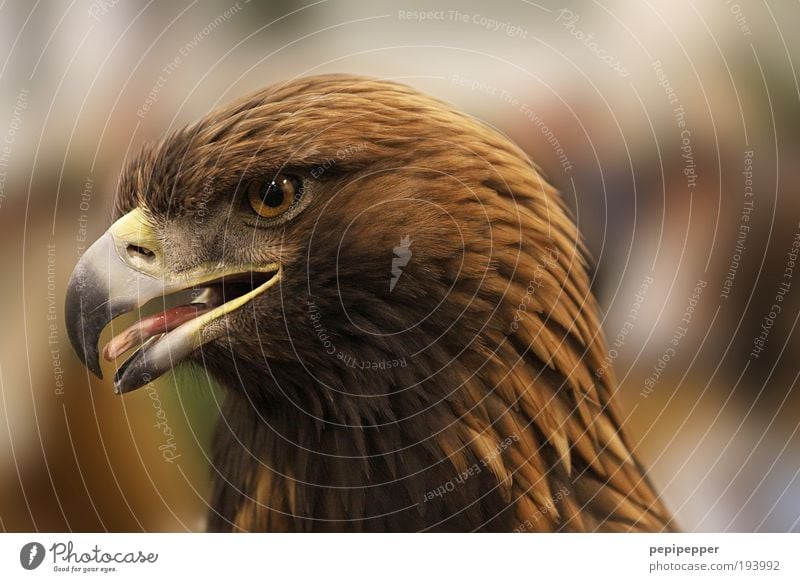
(65, 74), (674, 532)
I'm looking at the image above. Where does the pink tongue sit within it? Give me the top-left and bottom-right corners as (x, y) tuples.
(102, 304), (210, 361)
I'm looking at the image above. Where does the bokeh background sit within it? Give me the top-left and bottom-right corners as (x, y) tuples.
(1, 0), (799, 532)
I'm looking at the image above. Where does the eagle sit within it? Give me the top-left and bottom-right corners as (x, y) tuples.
(65, 74), (675, 532)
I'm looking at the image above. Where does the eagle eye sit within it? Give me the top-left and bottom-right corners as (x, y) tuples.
(246, 174), (303, 219)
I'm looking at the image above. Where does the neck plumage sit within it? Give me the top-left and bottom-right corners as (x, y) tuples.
(206, 377), (519, 532)
(205, 344), (676, 532)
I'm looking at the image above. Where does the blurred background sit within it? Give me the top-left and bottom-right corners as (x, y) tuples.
(0, 0), (798, 532)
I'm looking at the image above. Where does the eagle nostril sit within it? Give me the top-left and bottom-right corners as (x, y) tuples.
(126, 243), (156, 263)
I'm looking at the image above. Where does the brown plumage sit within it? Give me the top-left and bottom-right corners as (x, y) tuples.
(94, 75), (675, 531)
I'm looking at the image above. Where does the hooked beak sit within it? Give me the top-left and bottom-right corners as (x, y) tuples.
(65, 208), (280, 394)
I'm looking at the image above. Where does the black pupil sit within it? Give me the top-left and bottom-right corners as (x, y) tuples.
(262, 181), (285, 207)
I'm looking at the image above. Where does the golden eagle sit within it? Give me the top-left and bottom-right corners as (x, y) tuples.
(65, 75), (674, 532)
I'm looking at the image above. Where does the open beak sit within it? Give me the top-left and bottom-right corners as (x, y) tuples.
(65, 208), (280, 394)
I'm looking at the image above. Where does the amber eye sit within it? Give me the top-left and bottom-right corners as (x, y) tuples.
(246, 175), (302, 219)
